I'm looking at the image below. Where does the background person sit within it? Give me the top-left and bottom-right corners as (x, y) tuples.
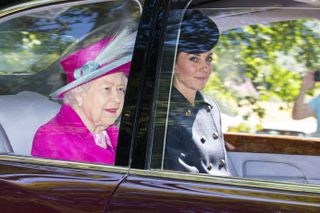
(32, 29), (135, 164)
(164, 10), (230, 176)
(292, 71), (320, 135)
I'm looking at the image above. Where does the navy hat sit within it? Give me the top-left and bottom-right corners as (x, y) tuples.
(178, 10), (219, 54)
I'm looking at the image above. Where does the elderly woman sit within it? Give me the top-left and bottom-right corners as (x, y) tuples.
(32, 29), (135, 164)
(164, 10), (230, 176)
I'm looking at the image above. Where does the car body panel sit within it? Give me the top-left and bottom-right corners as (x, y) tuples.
(0, 155), (128, 212)
(109, 170), (320, 212)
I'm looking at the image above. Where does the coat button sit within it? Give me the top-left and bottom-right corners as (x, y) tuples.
(200, 136), (206, 144)
(185, 109), (192, 116)
(212, 132), (219, 140)
(207, 163), (213, 171)
(206, 105), (212, 112)
(218, 159), (226, 170)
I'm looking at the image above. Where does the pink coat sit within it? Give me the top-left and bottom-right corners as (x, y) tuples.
(32, 104), (118, 165)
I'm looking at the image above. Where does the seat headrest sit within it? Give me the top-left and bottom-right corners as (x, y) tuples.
(0, 91), (60, 155)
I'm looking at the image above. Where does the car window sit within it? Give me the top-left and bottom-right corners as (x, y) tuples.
(150, 5), (320, 185)
(0, 0), (142, 166)
(205, 8), (320, 138)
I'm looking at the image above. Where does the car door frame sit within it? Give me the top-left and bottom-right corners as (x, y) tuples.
(112, 0), (320, 211)
(0, 0), (145, 212)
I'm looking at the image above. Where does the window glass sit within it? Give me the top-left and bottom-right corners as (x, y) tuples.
(205, 8), (320, 138)
(152, 6), (320, 185)
(0, 0), (141, 166)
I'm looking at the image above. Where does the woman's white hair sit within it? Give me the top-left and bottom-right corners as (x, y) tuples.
(63, 73), (128, 107)
(63, 81), (92, 106)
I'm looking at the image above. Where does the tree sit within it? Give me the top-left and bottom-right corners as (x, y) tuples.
(204, 18), (320, 132)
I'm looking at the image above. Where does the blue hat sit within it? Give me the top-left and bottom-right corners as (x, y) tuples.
(177, 10), (219, 53)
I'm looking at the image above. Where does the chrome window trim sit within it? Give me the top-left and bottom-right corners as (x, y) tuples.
(0, 154), (129, 174)
(128, 168), (320, 194)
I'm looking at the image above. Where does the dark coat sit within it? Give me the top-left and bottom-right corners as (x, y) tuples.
(164, 87), (230, 176)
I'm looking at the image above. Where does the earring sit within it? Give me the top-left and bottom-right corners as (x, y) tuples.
(77, 97), (82, 106)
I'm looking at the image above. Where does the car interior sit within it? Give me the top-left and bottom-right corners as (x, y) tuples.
(0, 91), (60, 155)
(153, 1), (320, 184)
(203, 3), (320, 184)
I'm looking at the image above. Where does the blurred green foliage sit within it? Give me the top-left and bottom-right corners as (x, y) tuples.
(204, 19), (320, 132)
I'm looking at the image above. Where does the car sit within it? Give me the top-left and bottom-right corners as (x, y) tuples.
(1, 0), (320, 212)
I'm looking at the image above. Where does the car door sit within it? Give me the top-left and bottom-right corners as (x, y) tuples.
(110, 0), (320, 212)
(0, 0), (143, 212)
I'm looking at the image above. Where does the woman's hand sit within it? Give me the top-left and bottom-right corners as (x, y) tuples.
(300, 71), (316, 93)
(292, 71), (317, 120)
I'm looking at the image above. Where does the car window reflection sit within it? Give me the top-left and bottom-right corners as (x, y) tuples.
(156, 7), (320, 185)
(0, 0), (141, 167)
